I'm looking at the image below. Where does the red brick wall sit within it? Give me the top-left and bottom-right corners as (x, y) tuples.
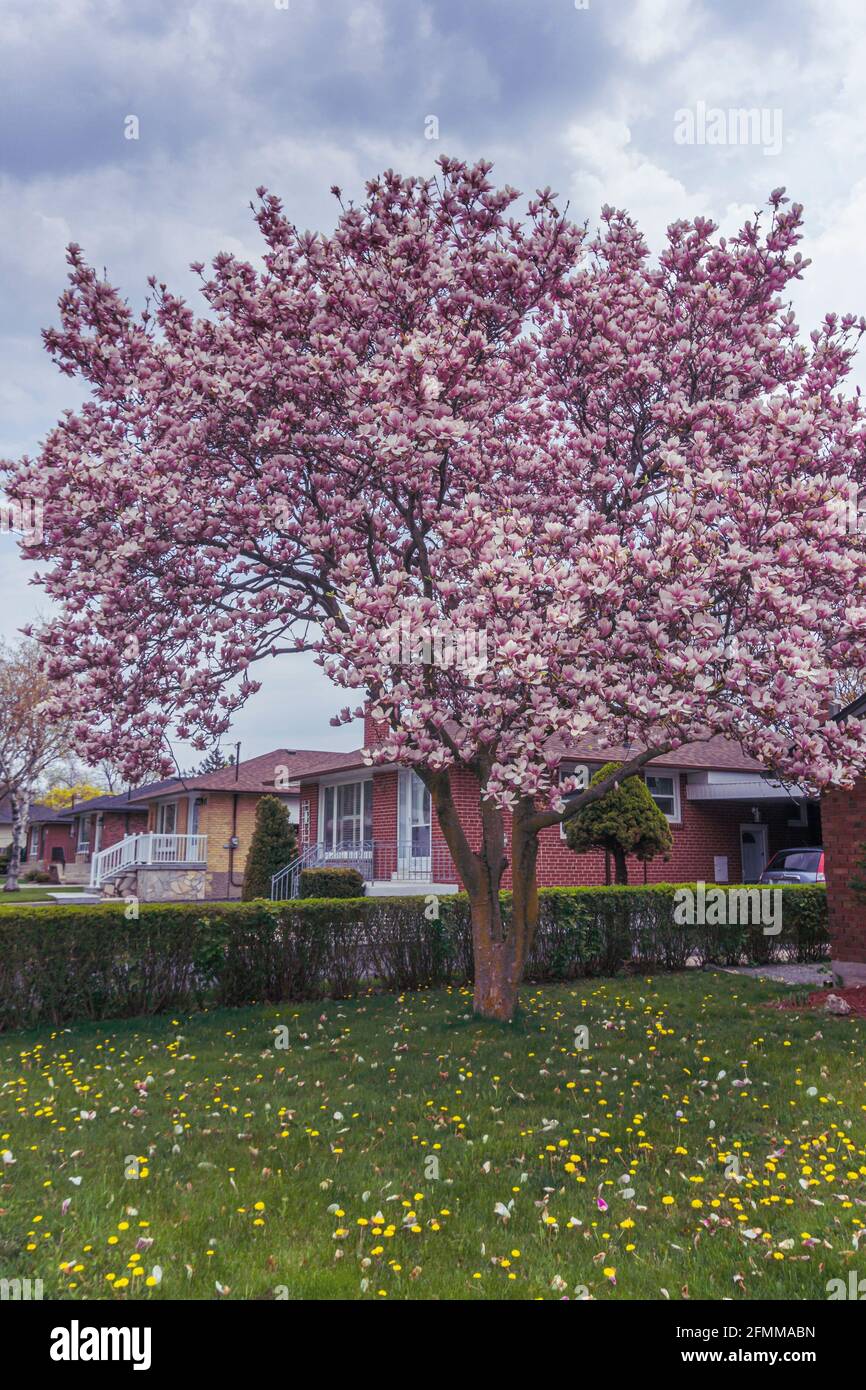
(298, 782), (318, 848)
(822, 783), (866, 964)
(39, 822), (75, 864)
(305, 766), (807, 889)
(99, 810), (148, 849)
(373, 770), (398, 841)
(396, 766), (805, 888)
(364, 710), (389, 747)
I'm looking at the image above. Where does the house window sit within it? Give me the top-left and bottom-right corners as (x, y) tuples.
(320, 781), (372, 851)
(398, 771), (431, 860)
(645, 772), (680, 822)
(155, 801), (178, 834)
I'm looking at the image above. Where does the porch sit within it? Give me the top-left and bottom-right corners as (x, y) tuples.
(271, 839), (459, 900)
(90, 832), (208, 888)
(684, 773), (819, 881)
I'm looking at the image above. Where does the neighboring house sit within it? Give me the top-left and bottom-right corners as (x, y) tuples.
(26, 792), (152, 882)
(280, 711), (821, 899)
(1, 795), (53, 859)
(85, 748), (360, 901)
(0, 795), (14, 854)
(819, 693), (866, 987)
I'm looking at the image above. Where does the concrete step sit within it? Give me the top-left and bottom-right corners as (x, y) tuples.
(57, 864), (92, 885)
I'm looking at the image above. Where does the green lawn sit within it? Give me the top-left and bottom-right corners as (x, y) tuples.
(1, 971), (864, 1301)
(0, 881), (88, 903)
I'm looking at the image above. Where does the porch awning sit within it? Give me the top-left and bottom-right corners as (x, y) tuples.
(685, 778), (808, 802)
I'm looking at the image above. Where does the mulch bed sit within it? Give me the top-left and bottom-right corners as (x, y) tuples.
(771, 985), (866, 1018)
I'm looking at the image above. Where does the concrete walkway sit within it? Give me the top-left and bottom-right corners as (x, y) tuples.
(717, 962), (834, 986)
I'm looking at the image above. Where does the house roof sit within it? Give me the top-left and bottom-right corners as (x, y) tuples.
(552, 731), (765, 774)
(126, 748), (363, 800)
(0, 795), (54, 825)
(16, 748), (362, 824)
(292, 731), (765, 783)
(26, 783), (173, 824)
(12, 733), (764, 826)
(834, 693), (866, 721)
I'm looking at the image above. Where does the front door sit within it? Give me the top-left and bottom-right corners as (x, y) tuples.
(398, 771), (431, 878)
(739, 823), (768, 882)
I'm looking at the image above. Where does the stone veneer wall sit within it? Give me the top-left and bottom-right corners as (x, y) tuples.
(136, 866), (206, 902)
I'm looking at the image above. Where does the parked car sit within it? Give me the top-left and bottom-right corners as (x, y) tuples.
(759, 847), (825, 884)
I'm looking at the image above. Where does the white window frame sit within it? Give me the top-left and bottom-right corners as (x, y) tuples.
(644, 769), (681, 824)
(155, 800), (179, 834)
(398, 769), (432, 872)
(318, 775), (373, 853)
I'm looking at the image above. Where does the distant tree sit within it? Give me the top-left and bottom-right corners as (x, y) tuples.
(96, 760), (124, 794)
(0, 640), (72, 890)
(42, 782), (105, 809)
(188, 748), (236, 776)
(242, 795), (297, 900)
(564, 761), (673, 884)
(834, 675), (864, 711)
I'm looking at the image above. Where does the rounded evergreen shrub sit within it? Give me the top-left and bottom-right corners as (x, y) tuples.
(298, 867), (365, 898)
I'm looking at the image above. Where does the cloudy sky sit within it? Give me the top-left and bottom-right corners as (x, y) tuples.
(1, 0), (864, 766)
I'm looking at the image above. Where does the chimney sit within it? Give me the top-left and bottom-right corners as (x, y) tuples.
(363, 704), (389, 748)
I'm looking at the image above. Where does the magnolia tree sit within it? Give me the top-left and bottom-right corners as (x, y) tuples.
(6, 158), (866, 1017)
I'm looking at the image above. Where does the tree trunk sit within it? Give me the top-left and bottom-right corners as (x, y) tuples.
(470, 886), (522, 1020)
(420, 765), (535, 1022)
(469, 797), (540, 1021)
(4, 791), (29, 892)
(611, 844), (629, 884)
(416, 744), (675, 1025)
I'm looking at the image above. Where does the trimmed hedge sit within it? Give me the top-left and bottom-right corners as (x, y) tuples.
(298, 867), (366, 899)
(0, 883), (829, 1029)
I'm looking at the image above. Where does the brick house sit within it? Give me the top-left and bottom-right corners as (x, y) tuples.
(85, 749), (361, 900)
(819, 693), (866, 987)
(279, 711), (820, 899)
(44, 721), (819, 903)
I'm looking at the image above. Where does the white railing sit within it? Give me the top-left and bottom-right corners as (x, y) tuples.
(90, 833), (208, 887)
(270, 839), (458, 900)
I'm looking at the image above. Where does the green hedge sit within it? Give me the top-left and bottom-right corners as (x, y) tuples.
(298, 867), (366, 898)
(0, 884), (829, 1030)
